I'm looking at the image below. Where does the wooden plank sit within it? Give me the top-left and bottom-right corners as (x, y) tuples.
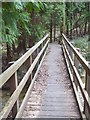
(24, 105), (79, 111)
(0, 34), (48, 88)
(23, 109), (80, 118)
(0, 40), (49, 119)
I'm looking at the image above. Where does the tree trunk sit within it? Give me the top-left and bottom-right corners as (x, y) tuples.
(53, 3), (56, 42)
(84, 19), (87, 35)
(12, 43), (15, 55)
(22, 31), (26, 52)
(50, 13), (53, 43)
(69, 3), (73, 39)
(66, 3), (69, 37)
(88, 2), (90, 41)
(29, 11), (35, 47)
(87, 2), (90, 61)
(7, 43), (12, 64)
(54, 22), (56, 41)
(63, 2), (66, 34)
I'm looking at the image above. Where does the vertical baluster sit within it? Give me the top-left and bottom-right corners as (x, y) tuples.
(84, 62), (90, 119)
(26, 56), (31, 86)
(10, 71), (19, 118)
(73, 48), (80, 90)
(69, 47), (74, 76)
(35, 48), (38, 73)
(30, 55), (33, 81)
(8, 62), (19, 118)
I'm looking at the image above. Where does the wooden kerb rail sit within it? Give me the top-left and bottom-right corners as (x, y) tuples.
(62, 34), (90, 120)
(0, 34), (49, 119)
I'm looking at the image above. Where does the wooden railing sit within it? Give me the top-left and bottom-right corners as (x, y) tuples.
(62, 34), (90, 120)
(0, 34), (49, 119)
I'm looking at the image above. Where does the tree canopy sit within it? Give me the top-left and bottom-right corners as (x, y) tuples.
(1, 2), (90, 67)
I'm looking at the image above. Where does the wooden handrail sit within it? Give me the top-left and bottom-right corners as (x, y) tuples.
(0, 34), (48, 88)
(0, 34), (49, 119)
(15, 41), (49, 118)
(62, 33), (90, 120)
(62, 34), (90, 76)
(63, 40), (90, 110)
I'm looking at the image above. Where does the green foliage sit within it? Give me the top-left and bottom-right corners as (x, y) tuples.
(2, 2), (47, 46)
(72, 36), (88, 58)
(2, 2), (90, 50)
(2, 2), (28, 46)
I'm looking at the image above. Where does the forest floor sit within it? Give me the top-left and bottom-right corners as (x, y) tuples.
(22, 42), (80, 118)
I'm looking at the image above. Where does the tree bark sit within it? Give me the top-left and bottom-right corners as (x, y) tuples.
(66, 3), (69, 37)
(53, 3), (56, 42)
(84, 19), (87, 35)
(50, 13), (53, 43)
(88, 2), (90, 41)
(22, 31), (26, 52)
(87, 2), (90, 61)
(63, 2), (66, 34)
(7, 43), (12, 64)
(29, 11), (35, 47)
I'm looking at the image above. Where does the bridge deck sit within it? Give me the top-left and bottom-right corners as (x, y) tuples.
(22, 43), (81, 118)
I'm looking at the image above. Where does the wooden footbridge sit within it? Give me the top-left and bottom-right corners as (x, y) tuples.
(0, 34), (90, 119)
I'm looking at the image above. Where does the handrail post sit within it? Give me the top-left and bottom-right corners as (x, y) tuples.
(26, 56), (32, 86)
(84, 62), (90, 119)
(74, 48), (80, 90)
(30, 55), (33, 81)
(10, 71), (19, 118)
(9, 62), (19, 118)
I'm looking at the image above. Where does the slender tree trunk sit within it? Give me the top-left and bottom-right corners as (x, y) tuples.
(88, 2), (90, 41)
(84, 19), (87, 35)
(74, 14), (78, 37)
(29, 11), (35, 47)
(12, 43), (15, 54)
(69, 2), (73, 39)
(87, 2), (90, 61)
(7, 43), (12, 64)
(63, 2), (66, 34)
(22, 31), (26, 52)
(53, 3), (56, 42)
(50, 13), (53, 43)
(66, 3), (69, 37)
(84, 3), (88, 35)
(70, 10), (72, 38)
(70, 17), (72, 39)
(54, 22), (56, 41)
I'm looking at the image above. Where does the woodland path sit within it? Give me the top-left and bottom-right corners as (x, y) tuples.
(22, 42), (81, 118)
